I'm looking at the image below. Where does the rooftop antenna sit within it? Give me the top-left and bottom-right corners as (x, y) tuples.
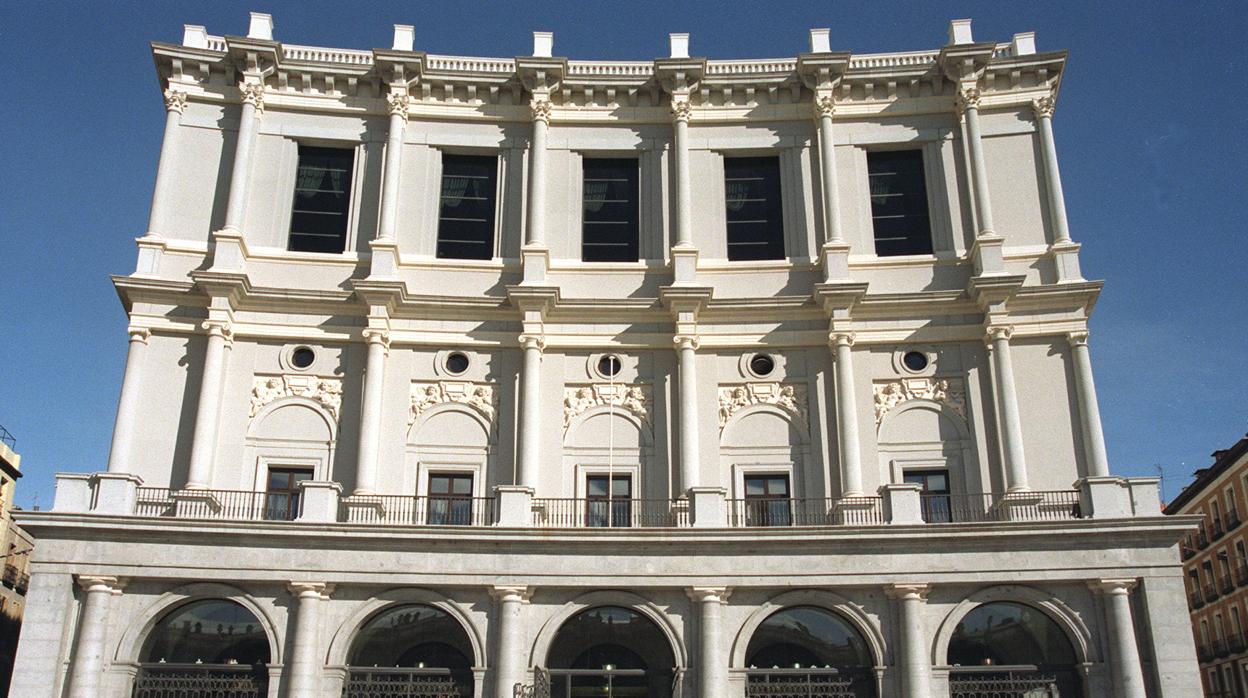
(1155, 463), (1165, 503)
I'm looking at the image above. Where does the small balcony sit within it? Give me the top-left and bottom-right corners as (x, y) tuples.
(1237, 561), (1248, 587)
(1182, 544), (1197, 561)
(1213, 519), (1226, 540)
(1198, 644), (1215, 663)
(1222, 573), (1236, 595)
(1205, 583), (1221, 603)
(917, 490), (1082, 524)
(1231, 634), (1247, 654)
(1192, 589), (1206, 609)
(1215, 637), (1230, 658)
(15, 573), (28, 596)
(1199, 528), (1211, 549)
(0, 565), (16, 588)
(1228, 509), (1243, 530)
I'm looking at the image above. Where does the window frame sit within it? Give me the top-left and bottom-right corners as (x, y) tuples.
(286, 143), (359, 255)
(722, 154), (787, 262)
(742, 472), (793, 527)
(435, 151), (501, 260)
(426, 472), (476, 526)
(865, 147), (934, 258)
(580, 156), (641, 263)
(263, 466), (314, 521)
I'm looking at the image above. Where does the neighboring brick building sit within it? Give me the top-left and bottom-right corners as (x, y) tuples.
(0, 427), (32, 697)
(1166, 432), (1248, 698)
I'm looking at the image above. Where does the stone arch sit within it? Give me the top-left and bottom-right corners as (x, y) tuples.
(528, 590), (687, 669)
(324, 588), (486, 669)
(246, 397), (337, 441)
(729, 589), (888, 669)
(877, 400), (969, 444)
(721, 404), (810, 447)
(408, 402), (492, 448)
(931, 584), (1096, 666)
(113, 582), (282, 665)
(564, 406), (652, 448)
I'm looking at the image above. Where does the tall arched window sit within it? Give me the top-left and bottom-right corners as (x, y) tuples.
(133, 599), (269, 698)
(545, 606), (677, 698)
(948, 602), (1082, 698)
(744, 606), (876, 697)
(345, 604), (475, 697)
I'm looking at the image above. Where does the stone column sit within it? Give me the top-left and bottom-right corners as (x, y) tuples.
(672, 100), (693, 248)
(1032, 96), (1070, 244)
(354, 330), (389, 495)
(377, 93), (409, 242)
(1068, 331), (1110, 478)
(887, 584), (932, 698)
(676, 335), (701, 492)
(957, 87), (993, 235)
(689, 587), (730, 698)
(106, 328), (151, 473)
(287, 582), (333, 698)
(185, 320), (232, 489)
(986, 326), (1029, 491)
(491, 586), (532, 697)
(516, 334), (544, 489)
(1092, 579), (1147, 698)
(65, 576), (123, 698)
(831, 332), (863, 496)
(146, 90), (187, 235)
(223, 83), (263, 233)
(526, 101), (550, 247)
(814, 96), (845, 247)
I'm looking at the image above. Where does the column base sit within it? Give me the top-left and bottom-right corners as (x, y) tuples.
(1051, 240), (1085, 282)
(671, 244), (700, 285)
(208, 227), (249, 273)
(970, 232), (1006, 276)
(367, 238), (400, 280)
(521, 245), (550, 284)
(90, 472), (144, 515)
(819, 241), (852, 282)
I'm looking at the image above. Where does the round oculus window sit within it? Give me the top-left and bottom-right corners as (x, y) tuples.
(749, 353), (776, 377)
(445, 352), (470, 375)
(290, 347), (316, 369)
(902, 350), (929, 372)
(597, 354), (622, 378)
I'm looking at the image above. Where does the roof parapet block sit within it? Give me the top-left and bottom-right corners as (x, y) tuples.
(533, 31), (553, 58)
(248, 12), (274, 41)
(1012, 31), (1036, 55)
(182, 24), (208, 49)
(809, 28), (831, 53)
(669, 33), (690, 59)
(393, 24), (415, 52)
(948, 19), (973, 45)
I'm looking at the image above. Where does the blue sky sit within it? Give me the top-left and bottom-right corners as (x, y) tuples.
(1, 1), (1244, 509)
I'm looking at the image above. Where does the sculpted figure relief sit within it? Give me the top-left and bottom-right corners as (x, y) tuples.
(408, 381), (498, 425)
(562, 384), (652, 431)
(249, 374), (343, 421)
(716, 383), (807, 430)
(872, 376), (966, 428)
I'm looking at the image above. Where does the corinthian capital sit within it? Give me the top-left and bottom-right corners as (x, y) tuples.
(362, 328), (391, 352)
(386, 92), (411, 121)
(163, 89), (188, 114)
(1032, 95), (1056, 120)
(240, 82), (265, 114)
(985, 324), (1014, 343)
(812, 95), (836, 119)
(530, 99), (552, 124)
(670, 99), (693, 123)
(955, 86), (981, 114)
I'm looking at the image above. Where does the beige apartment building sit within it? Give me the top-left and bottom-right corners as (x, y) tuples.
(0, 428), (32, 697)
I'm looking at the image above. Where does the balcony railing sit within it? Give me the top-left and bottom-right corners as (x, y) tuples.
(744, 668), (862, 697)
(1205, 583), (1220, 602)
(15, 573), (29, 595)
(1215, 637), (1230, 658)
(726, 497), (885, 527)
(1182, 544), (1197, 561)
(1237, 561), (1248, 587)
(1223, 573), (1236, 595)
(532, 498), (684, 528)
(1213, 519), (1226, 539)
(919, 491), (1082, 524)
(1198, 644), (1215, 663)
(1192, 589), (1206, 609)
(135, 487), (303, 522)
(340, 494), (496, 526)
(948, 666), (1060, 698)
(1232, 634), (1247, 654)
(1229, 510), (1243, 530)
(133, 663), (268, 698)
(1199, 528), (1211, 549)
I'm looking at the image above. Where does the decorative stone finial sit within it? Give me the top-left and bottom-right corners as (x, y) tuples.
(247, 12), (274, 41)
(669, 33), (690, 59)
(392, 24), (415, 52)
(809, 28), (831, 53)
(948, 19), (973, 45)
(532, 31), (554, 58)
(182, 25), (208, 49)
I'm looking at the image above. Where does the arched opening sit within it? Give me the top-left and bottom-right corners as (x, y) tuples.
(344, 604), (475, 697)
(132, 599), (270, 697)
(947, 602), (1083, 698)
(743, 606), (876, 697)
(544, 606), (677, 697)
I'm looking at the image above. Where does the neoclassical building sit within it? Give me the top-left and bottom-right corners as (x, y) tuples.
(14, 12), (1200, 698)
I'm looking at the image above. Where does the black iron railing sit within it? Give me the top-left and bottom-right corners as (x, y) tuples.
(1228, 509), (1242, 530)
(1192, 588), (1205, 609)
(1199, 527), (1211, 549)
(133, 488), (305, 522)
(15, 573), (28, 595)
(340, 494), (496, 526)
(342, 667), (468, 698)
(132, 663), (268, 698)
(919, 491), (1081, 524)
(744, 668), (865, 697)
(1206, 583), (1221, 602)
(532, 498), (682, 528)
(1215, 637), (1230, 658)
(1, 565), (16, 588)
(949, 666), (1059, 698)
(1213, 518), (1226, 539)
(1223, 573), (1235, 595)
(726, 497), (884, 527)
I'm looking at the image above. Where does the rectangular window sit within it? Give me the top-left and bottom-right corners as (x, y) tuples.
(743, 474), (791, 527)
(289, 145), (354, 253)
(428, 473), (475, 525)
(581, 158), (639, 262)
(867, 149), (933, 256)
(905, 469), (951, 523)
(264, 467), (313, 521)
(586, 474), (632, 528)
(437, 154), (498, 260)
(724, 156), (785, 261)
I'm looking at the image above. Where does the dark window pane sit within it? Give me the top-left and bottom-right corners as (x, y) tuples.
(437, 154), (497, 260)
(867, 150), (933, 256)
(724, 156), (784, 261)
(265, 467), (312, 521)
(582, 158), (639, 262)
(141, 600), (271, 665)
(289, 146), (354, 253)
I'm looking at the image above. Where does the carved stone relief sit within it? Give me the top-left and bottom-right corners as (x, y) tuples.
(717, 382), (807, 430)
(250, 374), (343, 421)
(873, 376), (966, 428)
(409, 381), (498, 425)
(563, 383), (651, 431)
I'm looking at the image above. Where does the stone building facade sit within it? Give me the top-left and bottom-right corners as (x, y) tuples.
(1167, 433), (1248, 697)
(0, 430), (32, 697)
(13, 12), (1201, 698)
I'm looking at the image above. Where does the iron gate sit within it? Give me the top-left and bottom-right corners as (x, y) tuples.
(745, 669), (860, 698)
(343, 667), (469, 698)
(132, 664), (268, 698)
(949, 669), (1060, 698)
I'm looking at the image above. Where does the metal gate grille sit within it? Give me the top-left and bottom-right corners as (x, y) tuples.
(513, 668), (550, 698)
(343, 667), (469, 698)
(745, 672), (858, 698)
(132, 664), (268, 698)
(949, 670), (1060, 698)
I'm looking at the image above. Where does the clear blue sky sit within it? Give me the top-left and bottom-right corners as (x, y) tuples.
(1, 1), (1245, 509)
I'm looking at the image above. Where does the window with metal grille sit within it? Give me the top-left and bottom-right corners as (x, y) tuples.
(724, 156), (785, 261)
(867, 149), (933, 256)
(437, 154), (498, 259)
(288, 145), (354, 253)
(581, 158), (639, 262)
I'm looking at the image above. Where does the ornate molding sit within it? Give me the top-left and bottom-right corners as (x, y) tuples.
(670, 99), (693, 123)
(674, 334), (699, 351)
(812, 95), (836, 119)
(1066, 330), (1089, 347)
(386, 92), (410, 121)
(530, 99), (552, 124)
(240, 82), (265, 114)
(163, 89), (188, 114)
(201, 320), (234, 345)
(717, 382), (807, 430)
(409, 381), (497, 425)
(873, 377), (966, 428)
(687, 586), (732, 604)
(1032, 95), (1056, 120)
(955, 86), (981, 114)
(288, 581), (335, 599)
(563, 383), (652, 431)
(829, 331), (855, 347)
(519, 334), (546, 352)
(127, 327), (152, 345)
(985, 325), (1014, 343)
(250, 374), (344, 422)
(362, 328), (391, 353)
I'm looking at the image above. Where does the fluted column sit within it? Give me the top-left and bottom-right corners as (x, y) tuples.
(689, 587), (730, 697)
(1032, 96), (1071, 245)
(492, 586), (532, 697)
(106, 328), (151, 473)
(146, 90), (187, 235)
(287, 582), (333, 698)
(186, 320), (232, 489)
(526, 101), (551, 247)
(516, 334), (544, 488)
(65, 576), (123, 698)
(986, 326), (1029, 491)
(222, 83), (263, 234)
(354, 330), (389, 495)
(377, 93), (409, 242)
(1068, 331), (1110, 478)
(814, 96), (844, 246)
(887, 584), (932, 698)
(676, 335), (701, 492)
(957, 87), (994, 235)
(831, 332), (863, 496)
(1092, 580), (1147, 698)
(672, 100), (693, 248)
